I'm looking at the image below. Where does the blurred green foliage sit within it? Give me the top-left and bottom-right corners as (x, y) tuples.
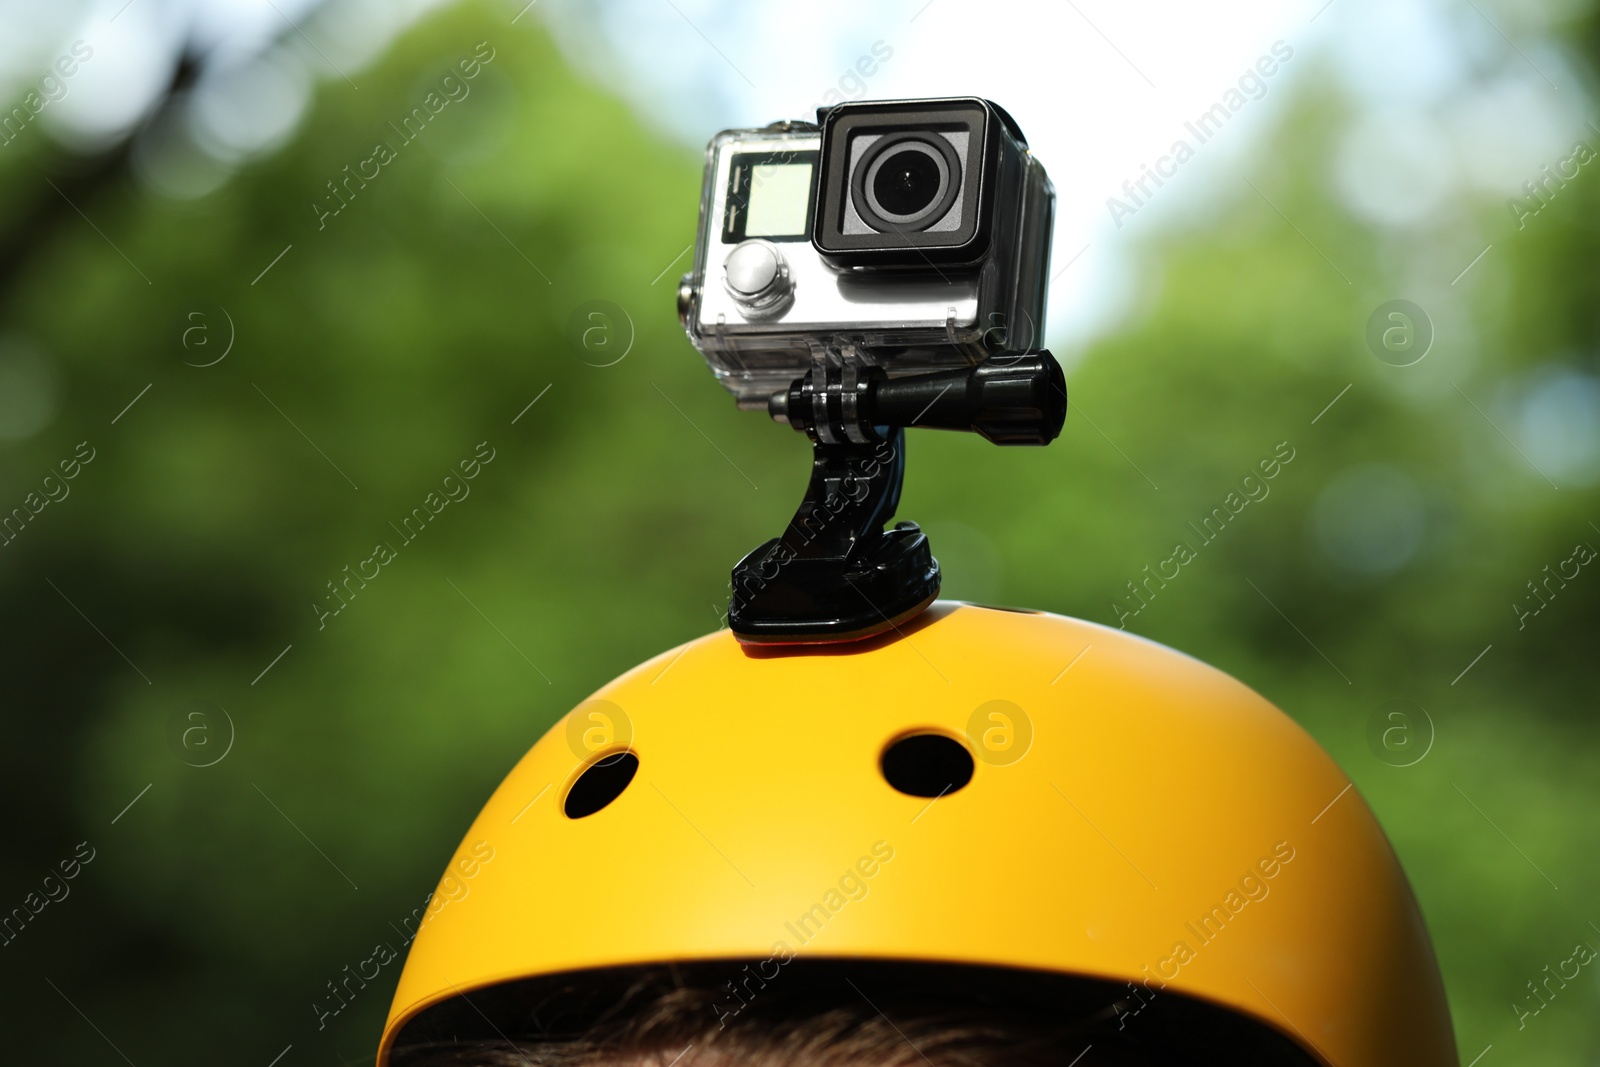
(1, 1), (1597, 1063)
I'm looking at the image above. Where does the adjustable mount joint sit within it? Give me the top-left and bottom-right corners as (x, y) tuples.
(728, 349), (1067, 645)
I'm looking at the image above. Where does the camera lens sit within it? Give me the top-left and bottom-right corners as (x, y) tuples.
(854, 131), (963, 233)
(872, 148), (942, 218)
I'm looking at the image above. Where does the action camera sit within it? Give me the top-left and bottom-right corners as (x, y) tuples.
(678, 96), (1055, 409)
(676, 97), (1064, 645)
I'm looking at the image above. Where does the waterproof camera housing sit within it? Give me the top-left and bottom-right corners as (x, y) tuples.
(678, 97), (1055, 409)
(676, 97), (1064, 646)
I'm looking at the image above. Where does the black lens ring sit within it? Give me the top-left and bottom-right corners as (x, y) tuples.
(850, 130), (963, 234)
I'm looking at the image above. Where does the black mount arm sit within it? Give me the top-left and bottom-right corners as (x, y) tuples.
(728, 351), (1066, 645)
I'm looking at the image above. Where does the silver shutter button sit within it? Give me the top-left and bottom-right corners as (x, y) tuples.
(723, 239), (793, 315)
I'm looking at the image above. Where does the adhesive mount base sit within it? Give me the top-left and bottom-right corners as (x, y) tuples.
(729, 521), (940, 645)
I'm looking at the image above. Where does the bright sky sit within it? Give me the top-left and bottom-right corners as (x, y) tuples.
(543, 0), (1328, 347)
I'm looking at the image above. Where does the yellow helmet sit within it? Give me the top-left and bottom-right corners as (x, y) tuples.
(376, 602), (1455, 1066)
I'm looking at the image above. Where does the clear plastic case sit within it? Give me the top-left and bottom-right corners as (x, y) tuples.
(678, 104), (1054, 410)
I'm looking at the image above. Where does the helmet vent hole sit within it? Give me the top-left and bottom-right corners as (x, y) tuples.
(880, 733), (974, 798)
(564, 751), (639, 818)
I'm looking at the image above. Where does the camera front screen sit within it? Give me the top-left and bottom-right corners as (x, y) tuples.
(723, 151), (818, 243)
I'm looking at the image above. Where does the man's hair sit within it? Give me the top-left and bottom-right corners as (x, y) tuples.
(390, 960), (1316, 1067)
(401, 985), (1091, 1065)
